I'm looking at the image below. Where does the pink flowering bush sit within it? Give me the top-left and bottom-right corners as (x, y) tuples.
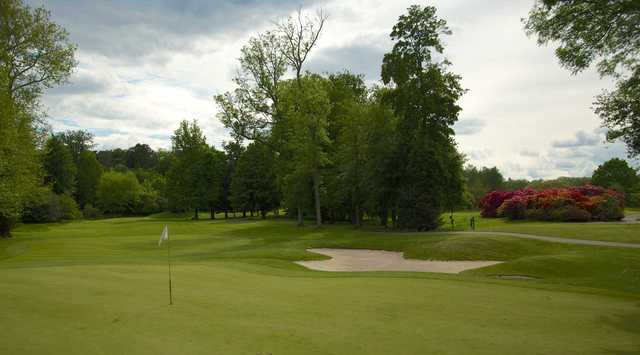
(479, 185), (624, 222)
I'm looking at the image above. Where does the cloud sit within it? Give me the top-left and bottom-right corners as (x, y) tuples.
(306, 33), (391, 81)
(28, 0), (327, 63)
(520, 149), (539, 158)
(454, 118), (485, 135)
(552, 130), (602, 148)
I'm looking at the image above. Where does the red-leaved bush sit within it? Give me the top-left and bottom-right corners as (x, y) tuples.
(479, 185), (624, 222)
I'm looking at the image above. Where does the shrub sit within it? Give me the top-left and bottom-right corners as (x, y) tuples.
(524, 208), (550, 221)
(550, 206), (591, 222)
(82, 204), (102, 219)
(96, 171), (141, 214)
(59, 194), (81, 220)
(479, 191), (514, 217)
(479, 185), (625, 222)
(591, 196), (624, 221)
(22, 187), (61, 223)
(497, 197), (527, 220)
(22, 189), (80, 222)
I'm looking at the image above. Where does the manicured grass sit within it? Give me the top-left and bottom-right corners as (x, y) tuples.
(445, 211), (640, 244)
(1, 216), (639, 354)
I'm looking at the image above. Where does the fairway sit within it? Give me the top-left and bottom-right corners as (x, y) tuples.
(1, 217), (639, 355)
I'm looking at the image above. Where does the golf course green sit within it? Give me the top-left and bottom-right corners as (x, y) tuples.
(1, 214), (639, 354)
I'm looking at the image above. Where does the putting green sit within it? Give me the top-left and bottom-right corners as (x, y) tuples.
(1, 217), (639, 354)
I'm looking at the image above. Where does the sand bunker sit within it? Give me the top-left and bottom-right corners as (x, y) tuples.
(295, 248), (502, 274)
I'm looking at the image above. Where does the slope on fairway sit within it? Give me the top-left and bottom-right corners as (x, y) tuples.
(1, 217), (639, 354)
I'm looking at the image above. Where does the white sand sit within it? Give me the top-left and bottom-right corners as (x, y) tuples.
(295, 248), (502, 274)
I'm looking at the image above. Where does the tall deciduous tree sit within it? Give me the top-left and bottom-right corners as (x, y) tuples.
(231, 142), (280, 218)
(280, 74), (332, 226)
(58, 130), (95, 163)
(592, 158), (639, 194)
(216, 8), (327, 226)
(76, 150), (102, 208)
(381, 5), (466, 230)
(166, 120), (209, 219)
(43, 135), (76, 195)
(0, 0), (75, 237)
(524, 0), (640, 156)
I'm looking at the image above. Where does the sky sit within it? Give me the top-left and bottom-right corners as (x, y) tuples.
(29, 0), (638, 180)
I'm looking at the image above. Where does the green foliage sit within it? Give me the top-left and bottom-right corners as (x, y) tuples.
(201, 148), (226, 217)
(0, 0), (75, 237)
(57, 130), (95, 163)
(76, 150), (102, 208)
(58, 193), (81, 220)
(22, 187), (79, 222)
(381, 5), (466, 230)
(126, 143), (158, 170)
(464, 166), (505, 206)
(43, 134), (76, 195)
(524, 0), (640, 156)
(82, 203), (102, 219)
(0, 0), (76, 106)
(231, 142), (280, 217)
(96, 171), (141, 215)
(96, 148), (127, 169)
(22, 187), (61, 223)
(166, 120), (209, 217)
(592, 158), (639, 192)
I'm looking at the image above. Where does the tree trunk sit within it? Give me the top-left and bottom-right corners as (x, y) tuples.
(261, 210), (266, 219)
(224, 210), (228, 219)
(312, 170), (322, 227)
(194, 207), (199, 220)
(297, 207), (303, 226)
(250, 210), (253, 217)
(0, 217), (12, 238)
(242, 210), (246, 218)
(391, 207), (397, 229)
(354, 204), (361, 227)
(380, 207), (388, 228)
(210, 206), (215, 220)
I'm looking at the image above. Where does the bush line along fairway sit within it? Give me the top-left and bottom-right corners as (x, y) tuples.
(1, 216), (640, 354)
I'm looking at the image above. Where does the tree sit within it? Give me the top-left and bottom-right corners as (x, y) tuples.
(96, 148), (127, 169)
(464, 166), (505, 205)
(96, 171), (141, 215)
(43, 134), (76, 195)
(230, 142), (280, 219)
(58, 130), (95, 163)
(126, 143), (157, 170)
(201, 148), (226, 219)
(381, 5), (466, 230)
(364, 89), (400, 227)
(216, 8), (327, 226)
(280, 74), (332, 226)
(76, 150), (102, 208)
(166, 120), (209, 219)
(0, 0), (75, 237)
(592, 158), (639, 193)
(524, 1), (640, 156)
(221, 141), (244, 218)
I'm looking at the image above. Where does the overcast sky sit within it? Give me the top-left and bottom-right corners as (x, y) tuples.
(30, 0), (638, 179)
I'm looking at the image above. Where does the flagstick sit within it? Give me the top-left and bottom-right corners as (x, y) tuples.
(167, 228), (173, 306)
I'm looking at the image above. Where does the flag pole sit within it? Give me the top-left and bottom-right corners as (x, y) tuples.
(167, 226), (173, 305)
